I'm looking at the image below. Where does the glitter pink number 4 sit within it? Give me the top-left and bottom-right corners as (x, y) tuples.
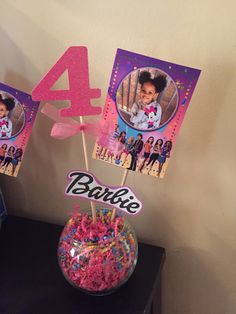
(32, 46), (101, 117)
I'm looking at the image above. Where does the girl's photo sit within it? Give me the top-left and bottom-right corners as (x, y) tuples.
(116, 68), (178, 131)
(0, 91), (25, 138)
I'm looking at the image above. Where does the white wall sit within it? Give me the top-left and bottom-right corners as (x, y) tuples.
(0, 1), (236, 313)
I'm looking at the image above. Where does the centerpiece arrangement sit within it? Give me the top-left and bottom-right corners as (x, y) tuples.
(1, 46), (200, 294)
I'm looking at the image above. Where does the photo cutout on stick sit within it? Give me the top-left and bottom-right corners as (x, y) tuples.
(0, 82), (40, 177)
(92, 49), (200, 178)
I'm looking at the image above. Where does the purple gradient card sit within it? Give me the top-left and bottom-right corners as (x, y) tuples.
(93, 49), (201, 178)
(0, 82), (40, 177)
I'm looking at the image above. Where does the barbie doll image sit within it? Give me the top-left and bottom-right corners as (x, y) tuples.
(11, 148), (23, 176)
(97, 123), (119, 160)
(105, 130), (126, 162)
(121, 136), (135, 166)
(114, 131), (126, 161)
(139, 136), (154, 172)
(127, 133), (144, 171)
(1, 146), (15, 173)
(0, 144), (7, 164)
(157, 140), (172, 176)
(146, 139), (163, 175)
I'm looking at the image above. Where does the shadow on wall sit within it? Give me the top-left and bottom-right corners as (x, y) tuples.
(130, 197), (236, 314)
(163, 246), (232, 314)
(173, 61), (235, 162)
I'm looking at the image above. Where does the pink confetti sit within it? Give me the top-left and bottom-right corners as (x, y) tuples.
(58, 208), (137, 294)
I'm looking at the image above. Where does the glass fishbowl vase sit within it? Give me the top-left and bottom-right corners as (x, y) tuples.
(57, 207), (138, 295)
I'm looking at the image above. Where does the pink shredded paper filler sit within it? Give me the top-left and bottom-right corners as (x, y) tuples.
(58, 209), (137, 292)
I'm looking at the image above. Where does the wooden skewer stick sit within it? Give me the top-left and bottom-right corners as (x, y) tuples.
(111, 168), (129, 221)
(79, 116), (97, 223)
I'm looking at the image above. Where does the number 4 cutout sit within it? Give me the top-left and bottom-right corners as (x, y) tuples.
(32, 46), (101, 117)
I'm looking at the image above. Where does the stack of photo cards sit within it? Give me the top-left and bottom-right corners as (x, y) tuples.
(92, 49), (201, 178)
(0, 82), (40, 177)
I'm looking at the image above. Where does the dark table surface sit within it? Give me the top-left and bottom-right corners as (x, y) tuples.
(0, 216), (165, 314)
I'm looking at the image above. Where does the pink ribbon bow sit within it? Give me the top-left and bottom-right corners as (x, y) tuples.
(41, 103), (101, 140)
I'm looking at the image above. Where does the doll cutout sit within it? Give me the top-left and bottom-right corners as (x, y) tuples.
(114, 131), (126, 163)
(130, 71), (167, 130)
(0, 94), (15, 138)
(1, 146), (15, 173)
(103, 124), (120, 161)
(127, 133), (144, 171)
(97, 123), (119, 160)
(0, 143), (7, 164)
(11, 148), (23, 176)
(138, 136), (154, 172)
(145, 138), (163, 175)
(121, 136), (135, 166)
(157, 140), (172, 176)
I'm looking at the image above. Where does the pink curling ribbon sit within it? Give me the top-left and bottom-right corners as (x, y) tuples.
(51, 122), (87, 140)
(41, 103), (77, 124)
(41, 103), (101, 140)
